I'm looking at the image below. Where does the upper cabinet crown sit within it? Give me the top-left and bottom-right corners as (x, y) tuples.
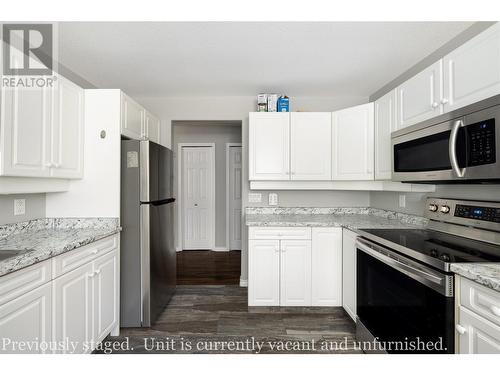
(0, 74), (84, 179)
(120, 93), (161, 144)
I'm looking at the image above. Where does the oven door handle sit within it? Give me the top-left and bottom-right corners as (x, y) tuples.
(449, 119), (466, 178)
(356, 238), (453, 297)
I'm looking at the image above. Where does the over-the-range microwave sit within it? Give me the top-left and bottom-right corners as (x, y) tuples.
(392, 95), (500, 183)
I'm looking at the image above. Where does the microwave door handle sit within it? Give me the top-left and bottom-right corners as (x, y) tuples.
(449, 119), (466, 178)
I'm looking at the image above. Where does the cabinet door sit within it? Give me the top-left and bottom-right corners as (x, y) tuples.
(0, 284), (52, 353)
(248, 240), (280, 306)
(396, 60), (442, 129)
(444, 23), (500, 113)
(121, 94), (144, 140)
(145, 112), (161, 144)
(332, 103), (374, 180)
(280, 240), (312, 306)
(53, 262), (93, 354)
(342, 228), (357, 321)
(51, 76), (84, 179)
(290, 112), (332, 180)
(457, 307), (500, 354)
(249, 112), (290, 180)
(311, 228), (342, 306)
(374, 90), (397, 180)
(92, 250), (119, 344)
(1, 86), (51, 177)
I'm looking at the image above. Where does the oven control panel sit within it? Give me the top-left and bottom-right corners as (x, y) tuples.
(426, 198), (500, 231)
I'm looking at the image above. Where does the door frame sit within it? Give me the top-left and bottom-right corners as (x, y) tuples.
(225, 143), (242, 251)
(177, 143), (216, 251)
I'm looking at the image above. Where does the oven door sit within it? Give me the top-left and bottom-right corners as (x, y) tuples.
(356, 238), (455, 354)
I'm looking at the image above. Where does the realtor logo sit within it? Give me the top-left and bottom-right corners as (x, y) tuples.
(1, 23), (57, 88)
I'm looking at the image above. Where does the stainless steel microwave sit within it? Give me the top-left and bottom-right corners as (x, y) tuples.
(392, 95), (500, 183)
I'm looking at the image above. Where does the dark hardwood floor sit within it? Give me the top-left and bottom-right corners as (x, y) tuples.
(177, 250), (241, 285)
(98, 286), (360, 354)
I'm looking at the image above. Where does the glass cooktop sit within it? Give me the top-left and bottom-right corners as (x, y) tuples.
(358, 228), (500, 266)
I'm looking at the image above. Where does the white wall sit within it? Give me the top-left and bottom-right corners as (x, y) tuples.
(46, 90), (121, 218)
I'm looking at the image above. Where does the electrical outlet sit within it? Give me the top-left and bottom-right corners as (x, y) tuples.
(248, 193), (262, 203)
(399, 194), (406, 208)
(14, 199), (26, 216)
(268, 193), (278, 206)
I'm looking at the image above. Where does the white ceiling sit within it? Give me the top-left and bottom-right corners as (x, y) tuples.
(58, 22), (474, 97)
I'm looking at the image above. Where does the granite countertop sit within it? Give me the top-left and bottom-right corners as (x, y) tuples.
(0, 218), (120, 277)
(450, 263), (500, 292)
(245, 207), (427, 231)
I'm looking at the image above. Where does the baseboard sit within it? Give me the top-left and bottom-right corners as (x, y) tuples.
(212, 247), (229, 252)
(176, 246), (182, 252)
(239, 278), (248, 287)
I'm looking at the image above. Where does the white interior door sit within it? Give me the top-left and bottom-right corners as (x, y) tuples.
(228, 145), (242, 250)
(182, 146), (215, 250)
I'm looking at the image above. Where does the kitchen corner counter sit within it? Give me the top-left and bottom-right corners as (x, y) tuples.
(451, 263), (500, 292)
(0, 218), (120, 277)
(245, 207), (427, 231)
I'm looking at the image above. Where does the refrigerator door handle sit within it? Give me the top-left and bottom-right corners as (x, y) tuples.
(150, 198), (176, 206)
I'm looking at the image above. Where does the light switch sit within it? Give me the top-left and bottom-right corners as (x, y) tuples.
(268, 193), (278, 206)
(248, 193), (262, 203)
(14, 199), (26, 216)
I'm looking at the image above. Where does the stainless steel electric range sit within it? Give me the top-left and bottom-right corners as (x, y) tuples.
(355, 198), (500, 354)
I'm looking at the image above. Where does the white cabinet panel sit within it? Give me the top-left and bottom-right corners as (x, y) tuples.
(459, 277), (500, 328)
(51, 76), (84, 178)
(1, 86), (52, 177)
(342, 228), (357, 321)
(280, 240), (312, 306)
(248, 226), (311, 240)
(145, 112), (161, 144)
(248, 240), (280, 306)
(0, 283), (52, 353)
(93, 250), (119, 343)
(311, 227), (342, 306)
(249, 112), (290, 180)
(374, 90), (397, 180)
(53, 262), (93, 353)
(290, 112), (332, 180)
(444, 23), (500, 113)
(396, 60), (443, 129)
(121, 93), (144, 140)
(457, 306), (500, 354)
(332, 103), (374, 180)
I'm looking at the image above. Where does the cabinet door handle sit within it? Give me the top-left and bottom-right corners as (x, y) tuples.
(490, 305), (500, 317)
(87, 273), (93, 279)
(53, 163), (60, 168)
(45, 163), (54, 168)
(441, 98), (449, 105)
(455, 324), (466, 335)
(94, 269), (101, 276)
(431, 102), (439, 109)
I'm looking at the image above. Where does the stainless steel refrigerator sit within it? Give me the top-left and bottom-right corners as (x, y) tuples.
(120, 140), (176, 327)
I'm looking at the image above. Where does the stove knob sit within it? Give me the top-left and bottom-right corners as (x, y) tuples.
(430, 249), (439, 258)
(440, 205), (451, 214)
(440, 254), (451, 262)
(428, 204), (438, 212)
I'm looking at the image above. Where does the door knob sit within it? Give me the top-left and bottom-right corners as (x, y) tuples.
(194, 204), (198, 207)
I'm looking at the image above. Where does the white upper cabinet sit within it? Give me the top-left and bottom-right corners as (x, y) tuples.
(443, 23), (500, 113)
(121, 93), (145, 140)
(0, 86), (52, 177)
(51, 76), (85, 179)
(332, 103), (374, 180)
(249, 112), (290, 180)
(374, 89), (397, 180)
(290, 112), (332, 180)
(396, 60), (443, 129)
(145, 111), (161, 144)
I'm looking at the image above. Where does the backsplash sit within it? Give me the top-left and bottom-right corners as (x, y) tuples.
(0, 194), (46, 225)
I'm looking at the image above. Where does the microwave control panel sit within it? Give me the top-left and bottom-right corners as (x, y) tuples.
(468, 118), (496, 166)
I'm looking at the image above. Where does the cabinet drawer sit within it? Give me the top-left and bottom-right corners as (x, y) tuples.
(52, 235), (118, 278)
(0, 260), (52, 306)
(457, 306), (500, 354)
(459, 277), (500, 326)
(248, 227), (312, 240)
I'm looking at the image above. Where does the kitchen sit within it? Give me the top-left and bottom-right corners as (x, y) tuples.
(1, 13), (500, 367)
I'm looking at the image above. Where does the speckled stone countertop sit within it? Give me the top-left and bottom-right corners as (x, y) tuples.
(0, 218), (120, 277)
(451, 263), (500, 292)
(245, 207), (427, 231)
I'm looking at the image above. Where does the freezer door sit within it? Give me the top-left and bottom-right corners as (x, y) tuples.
(140, 141), (173, 202)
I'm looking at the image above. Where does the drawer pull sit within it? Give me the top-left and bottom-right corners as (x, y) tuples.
(455, 324), (467, 335)
(91, 249), (99, 255)
(490, 305), (500, 317)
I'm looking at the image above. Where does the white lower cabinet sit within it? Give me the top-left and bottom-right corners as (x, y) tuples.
(0, 283), (52, 353)
(342, 228), (357, 321)
(0, 235), (119, 354)
(457, 306), (500, 354)
(280, 240), (312, 306)
(248, 226), (342, 307)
